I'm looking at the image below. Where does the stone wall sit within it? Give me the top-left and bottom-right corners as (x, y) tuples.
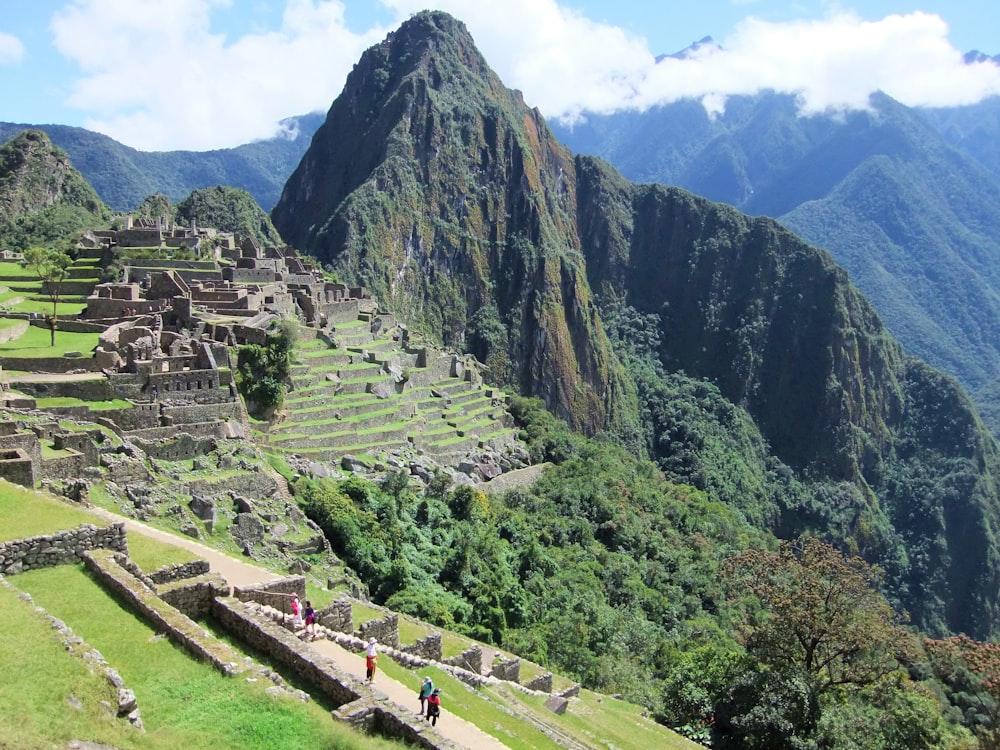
(159, 573), (230, 619)
(82, 549), (243, 675)
(442, 645), (483, 675)
(41, 450), (87, 481)
(524, 672), (553, 693)
(491, 656), (520, 683)
(400, 631), (443, 662)
(212, 596), (362, 705)
(148, 559), (210, 584)
(357, 611), (399, 648)
(0, 320), (28, 343)
(0, 447), (34, 487)
(233, 574), (305, 615)
(0, 356), (103, 373)
(317, 598), (353, 633)
(0, 523), (127, 575)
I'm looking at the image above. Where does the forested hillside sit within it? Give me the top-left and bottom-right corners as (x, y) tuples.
(552, 89), (1000, 438)
(0, 129), (110, 250)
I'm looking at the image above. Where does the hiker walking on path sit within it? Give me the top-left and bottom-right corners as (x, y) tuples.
(365, 637), (378, 683)
(290, 593), (303, 629)
(418, 676), (434, 714)
(426, 688), (442, 726)
(304, 600), (317, 639)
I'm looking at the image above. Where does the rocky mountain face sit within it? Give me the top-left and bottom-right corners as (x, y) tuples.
(273, 11), (634, 436)
(272, 11), (1000, 638)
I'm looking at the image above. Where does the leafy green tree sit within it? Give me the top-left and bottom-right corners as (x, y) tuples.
(235, 319), (297, 416)
(718, 536), (913, 747)
(22, 246), (72, 346)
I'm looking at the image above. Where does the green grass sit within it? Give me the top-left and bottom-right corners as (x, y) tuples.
(0, 325), (99, 357)
(35, 396), (133, 411)
(0, 261), (40, 278)
(0, 579), (148, 749)
(11, 565), (397, 750)
(0, 479), (101, 542)
(127, 534), (202, 572)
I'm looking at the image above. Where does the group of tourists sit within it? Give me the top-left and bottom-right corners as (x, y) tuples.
(364, 640), (443, 725)
(280, 593), (445, 726)
(418, 676), (442, 725)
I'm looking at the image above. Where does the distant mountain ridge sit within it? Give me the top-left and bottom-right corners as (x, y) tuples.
(0, 113), (324, 213)
(552, 87), (1000, 435)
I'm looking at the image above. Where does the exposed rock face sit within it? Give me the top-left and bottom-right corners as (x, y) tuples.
(273, 11), (632, 435)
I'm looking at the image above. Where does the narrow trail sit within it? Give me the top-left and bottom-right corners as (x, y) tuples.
(87, 507), (511, 750)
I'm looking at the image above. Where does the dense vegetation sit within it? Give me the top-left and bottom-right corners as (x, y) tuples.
(175, 185), (283, 247)
(290, 395), (985, 747)
(235, 320), (297, 416)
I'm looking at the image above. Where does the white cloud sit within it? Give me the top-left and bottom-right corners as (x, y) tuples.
(45, 0), (1000, 150)
(383, 3), (1000, 123)
(0, 32), (25, 64)
(50, 0), (386, 150)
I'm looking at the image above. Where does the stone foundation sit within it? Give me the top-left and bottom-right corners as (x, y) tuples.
(233, 574), (305, 616)
(401, 632), (443, 662)
(358, 611), (399, 648)
(212, 597), (362, 705)
(442, 645), (483, 675)
(317, 598), (353, 633)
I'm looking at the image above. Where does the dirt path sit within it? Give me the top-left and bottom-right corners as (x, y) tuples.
(87, 508), (510, 750)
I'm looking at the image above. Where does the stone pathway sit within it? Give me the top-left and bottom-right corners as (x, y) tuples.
(87, 508), (510, 750)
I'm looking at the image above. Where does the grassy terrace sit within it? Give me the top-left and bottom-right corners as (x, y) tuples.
(0, 325), (100, 356)
(10, 565), (396, 750)
(0, 479), (102, 542)
(35, 396), (132, 410)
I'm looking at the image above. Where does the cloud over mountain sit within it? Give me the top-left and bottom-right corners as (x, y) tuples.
(45, 0), (1000, 150)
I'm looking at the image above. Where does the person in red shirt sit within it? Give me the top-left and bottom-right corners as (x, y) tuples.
(426, 688), (442, 725)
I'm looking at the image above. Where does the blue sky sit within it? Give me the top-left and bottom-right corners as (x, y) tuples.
(1, 1), (997, 151)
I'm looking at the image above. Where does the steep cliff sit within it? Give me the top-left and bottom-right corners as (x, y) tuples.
(576, 154), (1000, 636)
(272, 12), (633, 435)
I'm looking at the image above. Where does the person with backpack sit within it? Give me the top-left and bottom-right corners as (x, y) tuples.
(426, 688), (442, 726)
(418, 676), (434, 714)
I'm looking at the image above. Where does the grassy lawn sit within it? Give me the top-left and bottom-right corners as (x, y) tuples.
(36, 396), (133, 410)
(11, 565), (398, 750)
(0, 261), (40, 278)
(0, 579), (149, 749)
(0, 325), (99, 356)
(0, 479), (101, 542)
(127, 533), (202, 572)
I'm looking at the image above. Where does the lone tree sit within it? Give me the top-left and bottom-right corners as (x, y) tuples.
(22, 247), (72, 347)
(718, 536), (913, 747)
